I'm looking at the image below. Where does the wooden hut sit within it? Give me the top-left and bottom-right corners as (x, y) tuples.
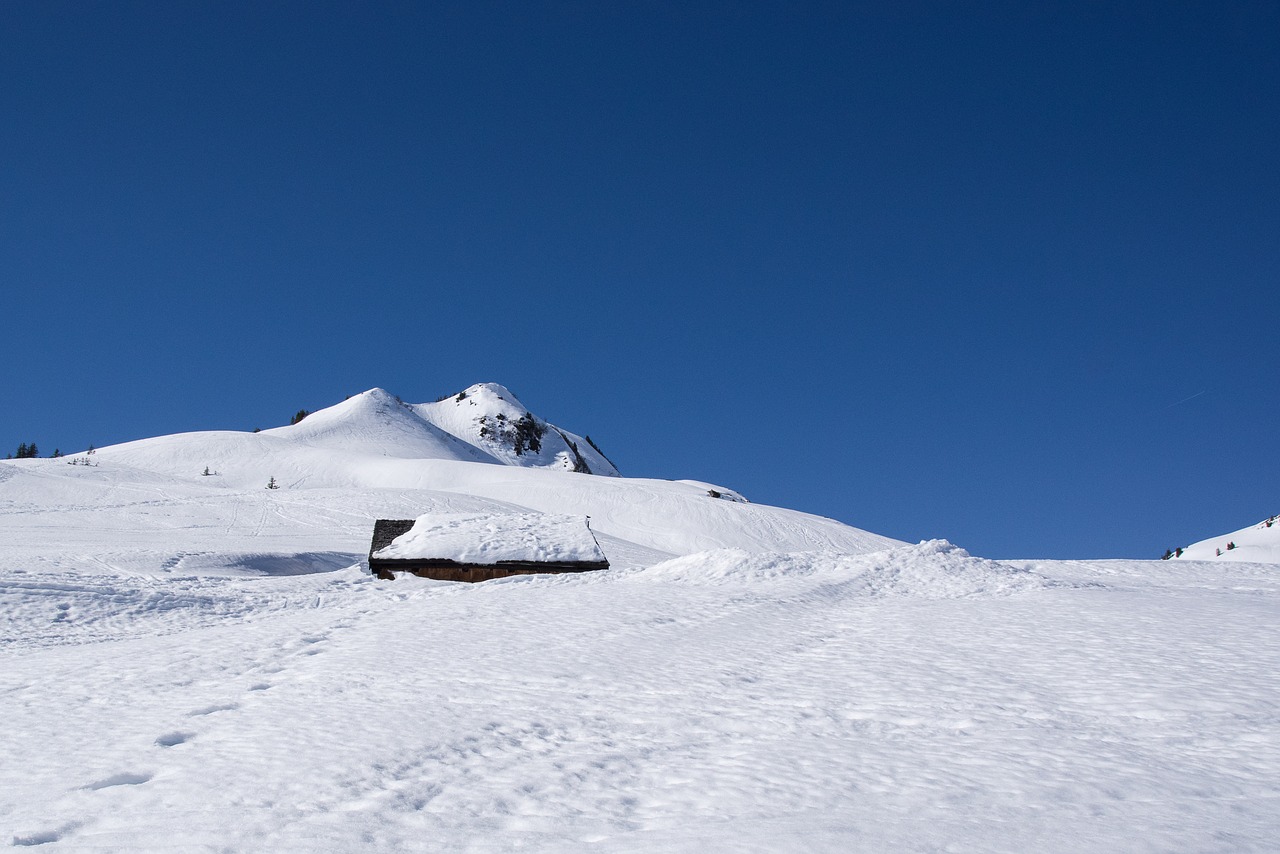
(368, 512), (609, 582)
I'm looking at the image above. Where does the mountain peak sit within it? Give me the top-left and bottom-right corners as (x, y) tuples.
(457, 382), (522, 406)
(359, 386), (398, 401)
(259, 384), (620, 476)
(413, 384), (620, 476)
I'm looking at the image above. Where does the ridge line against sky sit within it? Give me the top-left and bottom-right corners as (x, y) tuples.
(2, 1), (1276, 559)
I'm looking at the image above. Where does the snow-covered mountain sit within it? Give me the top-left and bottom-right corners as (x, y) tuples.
(260, 382), (619, 476)
(4, 383), (898, 564)
(2, 385), (1278, 851)
(410, 382), (620, 475)
(1169, 512), (1280, 562)
(90, 383), (619, 483)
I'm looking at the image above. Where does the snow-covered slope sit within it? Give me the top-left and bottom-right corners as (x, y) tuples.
(3, 389), (1278, 851)
(38, 385), (893, 559)
(264, 387), (499, 463)
(1171, 512), (1280, 562)
(116, 383), (620, 481)
(3, 540), (1279, 850)
(413, 383), (620, 476)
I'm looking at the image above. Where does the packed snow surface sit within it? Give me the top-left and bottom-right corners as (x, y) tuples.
(374, 513), (607, 565)
(2, 391), (1278, 851)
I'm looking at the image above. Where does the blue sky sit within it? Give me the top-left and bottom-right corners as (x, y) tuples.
(3, 1), (1277, 558)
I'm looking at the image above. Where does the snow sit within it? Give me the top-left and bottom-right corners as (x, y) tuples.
(374, 512), (607, 565)
(1172, 512), (1280, 563)
(266, 388), (499, 464)
(632, 539), (1056, 597)
(412, 383), (621, 476)
(675, 480), (749, 502)
(1, 388), (1278, 851)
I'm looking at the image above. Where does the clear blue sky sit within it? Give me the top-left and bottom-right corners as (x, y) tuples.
(3, 2), (1277, 559)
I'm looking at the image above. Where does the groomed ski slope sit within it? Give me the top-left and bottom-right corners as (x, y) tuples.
(1, 390), (1277, 851)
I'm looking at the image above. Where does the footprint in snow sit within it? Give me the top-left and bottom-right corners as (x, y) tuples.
(188, 702), (238, 716)
(248, 682), (271, 691)
(82, 771), (152, 790)
(13, 822), (80, 847)
(282, 634), (327, 656)
(155, 731), (195, 747)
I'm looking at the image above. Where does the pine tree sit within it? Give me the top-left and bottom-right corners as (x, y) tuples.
(511, 413), (545, 456)
(584, 435), (619, 472)
(16, 443), (27, 459)
(290, 410), (310, 426)
(266, 477), (278, 490)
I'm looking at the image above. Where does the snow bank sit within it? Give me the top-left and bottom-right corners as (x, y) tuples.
(631, 540), (1053, 598)
(373, 512), (607, 565)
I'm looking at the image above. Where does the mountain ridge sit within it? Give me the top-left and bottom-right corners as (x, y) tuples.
(1169, 512), (1280, 563)
(8, 382), (898, 559)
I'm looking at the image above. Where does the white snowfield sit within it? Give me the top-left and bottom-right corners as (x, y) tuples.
(1, 388), (1278, 851)
(374, 513), (607, 565)
(1171, 512), (1280, 563)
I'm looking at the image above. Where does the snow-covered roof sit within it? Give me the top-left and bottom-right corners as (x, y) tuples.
(372, 512), (607, 565)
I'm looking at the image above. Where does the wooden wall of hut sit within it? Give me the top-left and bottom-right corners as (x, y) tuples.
(370, 559), (610, 583)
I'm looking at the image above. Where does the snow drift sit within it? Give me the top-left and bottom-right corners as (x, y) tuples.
(631, 540), (1054, 598)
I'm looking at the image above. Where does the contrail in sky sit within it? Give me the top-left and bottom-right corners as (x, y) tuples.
(1164, 390), (1207, 409)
